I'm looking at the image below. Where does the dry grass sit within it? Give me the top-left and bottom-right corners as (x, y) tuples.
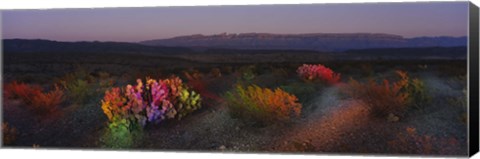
(2, 122), (18, 145)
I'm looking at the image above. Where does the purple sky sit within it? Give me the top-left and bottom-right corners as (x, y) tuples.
(2, 2), (469, 42)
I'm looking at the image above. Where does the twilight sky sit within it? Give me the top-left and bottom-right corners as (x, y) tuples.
(1, 2), (469, 42)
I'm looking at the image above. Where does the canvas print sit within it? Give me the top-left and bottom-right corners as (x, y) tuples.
(1, 2), (471, 156)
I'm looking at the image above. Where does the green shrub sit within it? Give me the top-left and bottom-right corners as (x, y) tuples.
(279, 82), (317, 103)
(100, 118), (142, 149)
(392, 71), (431, 110)
(236, 65), (256, 81)
(400, 72), (431, 110)
(175, 89), (202, 120)
(61, 79), (92, 103)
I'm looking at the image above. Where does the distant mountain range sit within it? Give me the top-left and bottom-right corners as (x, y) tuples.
(140, 33), (467, 52)
(3, 39), (467, 61)
(3, 39), (190, 54)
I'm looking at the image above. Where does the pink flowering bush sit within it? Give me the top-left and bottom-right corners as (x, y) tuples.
(101, 76), (201, 129)
(296, 64), (341, 84)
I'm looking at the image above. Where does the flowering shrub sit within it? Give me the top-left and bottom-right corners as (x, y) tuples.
(176, 89), (202, 119)
(183, 69), (220, 105)
(30, 85), (65, 116)
(4, 81), (42, 103)
(344, 76), (409, 117)
(4, 81), (64, 116)
(396, 71), (431, 110)
(2, 122), (17, 145)
(163, 76), (183, 104)
(344, 71), (431, 118)
(225, 85), (302, 124)
(297, 64), (341, 84)
(101, 76), (201, 129)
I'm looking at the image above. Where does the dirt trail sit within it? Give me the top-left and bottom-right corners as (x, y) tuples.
(268, 86), (373, 152)
(271, 98), (372, 152)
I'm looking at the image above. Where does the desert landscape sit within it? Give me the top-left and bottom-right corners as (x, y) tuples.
(2, 37), (468, 156)
(1, 2), (470, 157)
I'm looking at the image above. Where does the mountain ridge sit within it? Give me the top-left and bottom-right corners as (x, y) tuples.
(2, 39), (466, 61)
(3, 39), (191, 54)
(140, 33), (467, 52)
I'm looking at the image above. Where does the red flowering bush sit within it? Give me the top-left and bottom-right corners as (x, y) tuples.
(296, 64), (341, 84)
(4, 81), (64, 116)
(30, 85), (65, 116)
(183, 70), (221, 103)
(4, 81), (42, 103)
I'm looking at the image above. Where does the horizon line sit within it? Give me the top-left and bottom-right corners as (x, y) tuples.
(2, 32), (469, 43)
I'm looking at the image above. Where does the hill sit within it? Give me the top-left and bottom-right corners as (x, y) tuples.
(140, 33), (467, 52)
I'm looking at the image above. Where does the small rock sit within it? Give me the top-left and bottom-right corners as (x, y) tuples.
(219, 145), (226, 150)
(387, 113), (400, 122)
(235, 127), (240, 131)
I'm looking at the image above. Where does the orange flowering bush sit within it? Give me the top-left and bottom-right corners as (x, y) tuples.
(30, 85), (65, 116)
(344, 73), (409, 117)
(297, 64), (341, 84)
(225, 85), (302, 124)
